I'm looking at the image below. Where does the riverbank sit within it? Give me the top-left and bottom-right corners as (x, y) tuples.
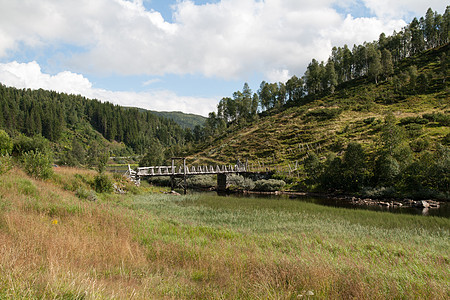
(233, 189), (446, 210)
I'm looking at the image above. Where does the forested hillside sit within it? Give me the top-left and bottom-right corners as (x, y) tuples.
(188, 7), (449, 199)
(0, 85), (197, 158)
(199, 7), (449, 137)
(149, 110), (206, 130)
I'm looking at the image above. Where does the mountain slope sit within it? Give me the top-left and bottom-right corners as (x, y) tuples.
(0, 85), (190, 157)
(190, 44), (449, 167)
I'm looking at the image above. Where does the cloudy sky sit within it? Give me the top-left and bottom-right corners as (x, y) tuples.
(0, 0), (446, 116)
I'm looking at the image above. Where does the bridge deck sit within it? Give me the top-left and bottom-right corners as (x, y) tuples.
(134, 164), (248, 177)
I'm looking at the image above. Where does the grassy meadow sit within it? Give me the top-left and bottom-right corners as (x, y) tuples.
(0, 167), (449, 299)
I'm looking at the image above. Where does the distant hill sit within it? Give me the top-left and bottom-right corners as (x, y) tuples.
(0, 85), (192, 160)
(149, 111), (206, 130)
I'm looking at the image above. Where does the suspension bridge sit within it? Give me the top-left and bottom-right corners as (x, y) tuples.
(125, 157), (261, 193)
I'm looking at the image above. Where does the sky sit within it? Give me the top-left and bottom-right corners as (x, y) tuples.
(0, 0), (446, 116)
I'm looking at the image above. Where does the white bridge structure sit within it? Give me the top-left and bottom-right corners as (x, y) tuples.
(133, 164), (247, 177)
(125, 157), (252, 193)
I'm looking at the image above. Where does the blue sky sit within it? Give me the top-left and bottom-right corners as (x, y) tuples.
(0, 0), (446, 116)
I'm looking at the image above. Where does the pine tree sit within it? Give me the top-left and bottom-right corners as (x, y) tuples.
(324, 60), (338, 93)
(381, 49), (394, 80)
(424, 8), (436, 48)
(368, 47), (382, 84)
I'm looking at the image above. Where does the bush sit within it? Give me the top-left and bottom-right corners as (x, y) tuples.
(363, 117), (376, 125)
(443, 133), (450, 146)
(22, 150), (54, 179)
(305, 108), (342, 121)
(422, 112), (450, 126)
(405, 123), (423, 138)
(410, 138), (430, 152)
(254, 179), (286, 192)
(360, 186), (397, 198)
(0, 154), (13, 175)
(148, 176), (172, 186)
(399, 116), (428, 125)
(227, 175), (255, 191)
(13, 135), (51, 156)
(187, 175), (216, 188)
(93, 173), (114, 193)
(75, 187), (98, 201)
(0, 130), (13, 155)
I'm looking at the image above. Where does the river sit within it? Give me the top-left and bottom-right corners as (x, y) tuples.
(192, 191), (450, 218)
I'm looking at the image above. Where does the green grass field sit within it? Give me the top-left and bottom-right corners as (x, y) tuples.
(1, 167), (449, 299)
(125, 194), (449, 299)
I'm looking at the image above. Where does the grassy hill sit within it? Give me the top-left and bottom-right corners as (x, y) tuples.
(186, 44), (449, 198)
(190, 44), (449, 166)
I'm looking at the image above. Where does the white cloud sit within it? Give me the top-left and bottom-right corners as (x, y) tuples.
(361, 0), (447, 20)
(322, 14), (407, 46)
(0, 0), (443, 116)
(266, 69), (291, 83)
(0, 0), (418, 80)
(0, 61), (217, 116)
(143, 78), (162, 85)
(0, 61), (92, 94)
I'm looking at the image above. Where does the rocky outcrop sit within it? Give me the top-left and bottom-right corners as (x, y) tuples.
(348, 197), (440, 209)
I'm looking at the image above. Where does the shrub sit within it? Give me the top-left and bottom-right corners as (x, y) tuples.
(227, 175), (255, 191)
(399, 116), (428, 125)
(363, 117), (376, 125)
(410, 138), (430, 152)
(22, 150), (54, 179)
(75, 187), (98, 201)
(422, 112), (450, 126)
(254, 179), (286, 192)
(405, 123), (423, 138)
(148, 176), (172, 186)
(360, 186), (397, 198)
(443, 133), (450, 146)
(0, 130), (13, 155)
(305, 108), (342, 121)
(13, 134), (51, 156)
(187, 175), (216, 188)
(0, 154), (13, 175)
(93, 173), (114, 193)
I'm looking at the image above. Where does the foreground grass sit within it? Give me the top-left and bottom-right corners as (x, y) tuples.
(0, 168), (449, 299)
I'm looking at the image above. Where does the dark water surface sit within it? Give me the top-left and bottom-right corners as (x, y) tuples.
(194, 191), (450, 218)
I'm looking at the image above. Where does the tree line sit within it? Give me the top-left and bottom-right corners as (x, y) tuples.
(303, 113), (449, 198)
(0, 84), (194, 157)
(200, 7), (449, 139)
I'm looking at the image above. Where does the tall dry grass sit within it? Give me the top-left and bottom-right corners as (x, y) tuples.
(0, 168), (152, 298)
(1, 167), (449, 299)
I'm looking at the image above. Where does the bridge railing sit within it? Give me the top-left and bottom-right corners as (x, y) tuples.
(135, 164), (248, 177)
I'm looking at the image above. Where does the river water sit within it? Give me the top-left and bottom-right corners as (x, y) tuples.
(200, 191), (450, 218)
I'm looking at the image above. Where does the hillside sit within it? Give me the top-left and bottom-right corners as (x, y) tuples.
(149, 110), (206, 130)
(188, 44), (449, 198)
(192, 45), (449, 164)
(0, 85), (195, 165)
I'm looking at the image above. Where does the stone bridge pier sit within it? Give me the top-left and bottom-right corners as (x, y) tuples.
(217, 173), (228, 192)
